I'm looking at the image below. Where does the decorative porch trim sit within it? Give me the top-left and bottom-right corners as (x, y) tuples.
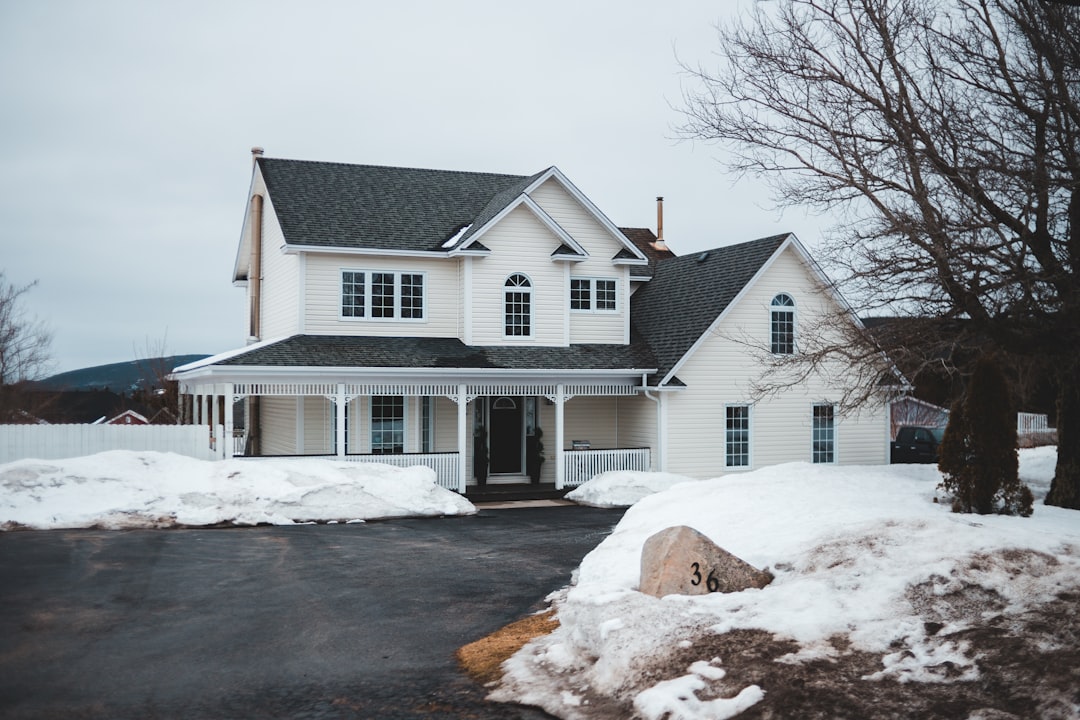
(219, 381), (641, 398)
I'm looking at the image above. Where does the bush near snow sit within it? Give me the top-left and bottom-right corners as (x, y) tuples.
(938, 355), (1033, 516)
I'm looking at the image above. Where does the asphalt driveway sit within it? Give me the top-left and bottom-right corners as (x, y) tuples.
(0, 505), (626, 719)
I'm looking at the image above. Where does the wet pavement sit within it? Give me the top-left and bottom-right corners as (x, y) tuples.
(0, 505), (625, 719)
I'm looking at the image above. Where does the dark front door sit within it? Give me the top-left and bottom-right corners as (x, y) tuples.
(489, 397), (523, 474)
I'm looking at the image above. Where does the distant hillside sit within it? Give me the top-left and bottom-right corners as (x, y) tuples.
(34, 355), (210, 393)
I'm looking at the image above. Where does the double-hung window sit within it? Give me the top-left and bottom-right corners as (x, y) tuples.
(570, 278), (617, 312)
(812, 403), (835, 463)
(371, 396), (405, 454)
(341, 270), (425, 320)
(725, 405), (750, 468)
(770, 293), (795, 354)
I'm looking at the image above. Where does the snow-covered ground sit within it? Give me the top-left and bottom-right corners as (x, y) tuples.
(492, 447), (1080, 719)
(3, 446), (1076, 717)
(0, 451), (475, 529)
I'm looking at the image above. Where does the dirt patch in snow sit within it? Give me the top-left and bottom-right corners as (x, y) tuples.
(505, 586), (1080, 719)
(654, 591), (1080, 720)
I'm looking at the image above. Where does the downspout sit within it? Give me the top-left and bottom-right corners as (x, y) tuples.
(641, 373), (663, 472)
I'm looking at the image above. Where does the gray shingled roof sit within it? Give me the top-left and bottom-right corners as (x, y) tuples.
(257, 158), (542, 252)
(618, 227), (677, 279)
(214, 334), (657, 372)
(631, 234), (789, 383)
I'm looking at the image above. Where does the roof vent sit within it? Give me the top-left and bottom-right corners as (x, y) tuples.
(696, 251), (709, 263)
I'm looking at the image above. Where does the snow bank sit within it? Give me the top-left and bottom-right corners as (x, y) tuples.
(493, 450), (1080, 719)
(565, 471), (700, 508)
(0, 451), (475, 530)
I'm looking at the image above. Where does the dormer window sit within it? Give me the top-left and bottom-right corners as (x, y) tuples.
(504, 274), (532, 337)
(770, 293), (795, 354)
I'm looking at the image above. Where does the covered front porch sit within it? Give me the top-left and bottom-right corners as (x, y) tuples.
(178, 378), (655, 493)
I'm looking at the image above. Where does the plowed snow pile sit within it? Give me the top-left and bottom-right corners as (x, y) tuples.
(494, 448), (1080, 719)
(0, 451), (475, 529)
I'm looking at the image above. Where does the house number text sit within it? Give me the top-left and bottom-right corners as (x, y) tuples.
(690, 561), (721, 592)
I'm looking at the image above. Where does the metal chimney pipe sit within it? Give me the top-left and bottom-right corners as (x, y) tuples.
(654, 196), (669, 251)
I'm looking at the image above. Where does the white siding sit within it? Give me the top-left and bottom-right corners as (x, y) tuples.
(303, 396), (332, 455)
(664, 247), (889, 478)
(469, 206), (567, 346)
(260, 397), (298, 455)
(563, 397), (619, 449)
(302, 254), (460, 337)
(616, 395), (658, 468)
(530, 179), (630, 344)
(260, 194), (301, 338)
(433, 396), (458, 453)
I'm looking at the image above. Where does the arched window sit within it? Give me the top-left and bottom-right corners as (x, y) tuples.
(505, 274), (532, 337)
(770, 293), (795, 355)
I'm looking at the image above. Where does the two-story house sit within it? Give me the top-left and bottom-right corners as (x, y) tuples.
(172, 152), (890, 494)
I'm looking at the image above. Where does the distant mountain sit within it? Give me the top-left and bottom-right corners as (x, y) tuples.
(33, 355), (211, 393)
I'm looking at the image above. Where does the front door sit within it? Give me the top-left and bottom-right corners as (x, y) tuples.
(489, 397), (523, 474)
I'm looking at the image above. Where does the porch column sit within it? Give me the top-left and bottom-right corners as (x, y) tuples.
(456, 384), (467, 494)
(335, 384), (347, 458)
(209, 389), (220, 458)
(554, 385), (565, 490)
(223, 384), (234, 459)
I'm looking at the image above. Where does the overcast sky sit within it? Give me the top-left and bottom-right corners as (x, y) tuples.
(1, 0), (830, 374)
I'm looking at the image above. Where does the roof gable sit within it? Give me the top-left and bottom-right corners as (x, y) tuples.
(630, 234), (790, 384)
(455, 167), (648, 263)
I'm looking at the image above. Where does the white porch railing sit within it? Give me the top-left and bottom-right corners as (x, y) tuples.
(1017, 412), (1049, 435)
(232, 430), (247, 457)
(340, 452), (461, 492)
(563, 447), (651, 488)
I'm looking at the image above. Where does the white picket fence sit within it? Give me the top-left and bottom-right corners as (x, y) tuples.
(0, 424), (224, 464)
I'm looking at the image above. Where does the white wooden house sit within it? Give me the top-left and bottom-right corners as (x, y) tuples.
(172, 153), (890, 493)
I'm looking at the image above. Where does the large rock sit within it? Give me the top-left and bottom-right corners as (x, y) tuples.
(639, 525), (773, 598)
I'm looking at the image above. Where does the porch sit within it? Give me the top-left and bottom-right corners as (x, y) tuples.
(183, 377), (659, 494)
(229, 446), (652, 495)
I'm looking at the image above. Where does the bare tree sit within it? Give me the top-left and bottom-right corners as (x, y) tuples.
(0, 271), (55, 421)
(132, 334), (181, 424)
(0, 272), (53, 384)
(679, 0), (1080, 508)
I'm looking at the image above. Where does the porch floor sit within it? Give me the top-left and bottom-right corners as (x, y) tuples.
(465, 483), (570, 503)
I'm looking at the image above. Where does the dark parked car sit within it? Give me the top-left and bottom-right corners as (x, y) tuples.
(890, 425), (945, 464)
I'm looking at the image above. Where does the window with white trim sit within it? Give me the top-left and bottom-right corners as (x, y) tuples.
(371, 396), (405, 454)
(812, 403), (835, 463)
(770, 293), (795, 354)
(570, 277), (617, 312)
(341, 270), (425, 320)
(725, 405), (750, 467)
(504, 274), (532, 337)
